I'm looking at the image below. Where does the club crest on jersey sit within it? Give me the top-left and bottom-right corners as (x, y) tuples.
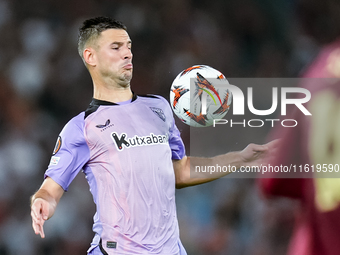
(111, 132), (168, 151)
(150, 107), (166, 122)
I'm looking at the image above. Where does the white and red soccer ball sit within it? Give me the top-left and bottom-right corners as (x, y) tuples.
(170, 65), (232, 127)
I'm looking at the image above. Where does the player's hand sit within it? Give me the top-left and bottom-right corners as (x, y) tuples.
(31, 198), (50, 238)
(240, 139), (280, 167)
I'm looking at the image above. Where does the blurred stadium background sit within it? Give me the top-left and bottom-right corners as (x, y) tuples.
(0, 0), (321, 254)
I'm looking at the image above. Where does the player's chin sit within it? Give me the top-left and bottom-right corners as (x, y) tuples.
(122, 68), (132, 77)
(124, 72), (132, 81)
(119, 73), (133, 87)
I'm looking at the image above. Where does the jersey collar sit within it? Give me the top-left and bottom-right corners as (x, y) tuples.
(90, 92), (138, 106)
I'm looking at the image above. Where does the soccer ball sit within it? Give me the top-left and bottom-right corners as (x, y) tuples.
(170, 65), (232, 127)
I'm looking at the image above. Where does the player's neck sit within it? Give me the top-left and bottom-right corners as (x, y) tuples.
(93, 83), (133, 104)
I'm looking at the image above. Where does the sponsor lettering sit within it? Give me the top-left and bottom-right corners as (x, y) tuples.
(111, 132), (168, 151)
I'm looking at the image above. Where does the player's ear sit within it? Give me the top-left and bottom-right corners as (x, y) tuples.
(83, 47), (96, 67)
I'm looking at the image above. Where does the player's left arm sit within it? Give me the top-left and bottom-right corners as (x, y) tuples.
(173, 140), (278, 189)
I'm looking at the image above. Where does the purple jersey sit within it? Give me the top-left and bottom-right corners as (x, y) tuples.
(45, 94), (187, 255)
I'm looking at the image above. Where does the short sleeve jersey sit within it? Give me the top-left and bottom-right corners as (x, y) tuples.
(45, 94), (186, 255)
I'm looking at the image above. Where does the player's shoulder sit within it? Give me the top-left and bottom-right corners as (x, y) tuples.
(138, 94), (172, 111)
(137, 94), (170, 106)
(138, 94), (166, 101)
(52, 112), (88, 153)
(60, 112), (86, 136)
(137, 94), (174, 118)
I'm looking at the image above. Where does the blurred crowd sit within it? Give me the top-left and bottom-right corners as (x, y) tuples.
(0, 0), (324, 254)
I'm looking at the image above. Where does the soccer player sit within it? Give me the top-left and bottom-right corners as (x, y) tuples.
(30, 17), (275, 255)
(259, 0), (340, 254)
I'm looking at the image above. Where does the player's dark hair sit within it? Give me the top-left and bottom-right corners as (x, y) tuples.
(78, 17), (127, 62)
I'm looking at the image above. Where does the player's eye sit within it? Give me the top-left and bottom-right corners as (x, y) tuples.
(111, 44), (120, 50)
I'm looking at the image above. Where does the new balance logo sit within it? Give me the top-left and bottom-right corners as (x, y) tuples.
(111, 132), (168, 151)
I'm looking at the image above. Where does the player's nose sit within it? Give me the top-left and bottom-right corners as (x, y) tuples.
(123, 46), (133, 60)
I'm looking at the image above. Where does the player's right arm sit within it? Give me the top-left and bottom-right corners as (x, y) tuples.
(30, 177), (64, 238)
